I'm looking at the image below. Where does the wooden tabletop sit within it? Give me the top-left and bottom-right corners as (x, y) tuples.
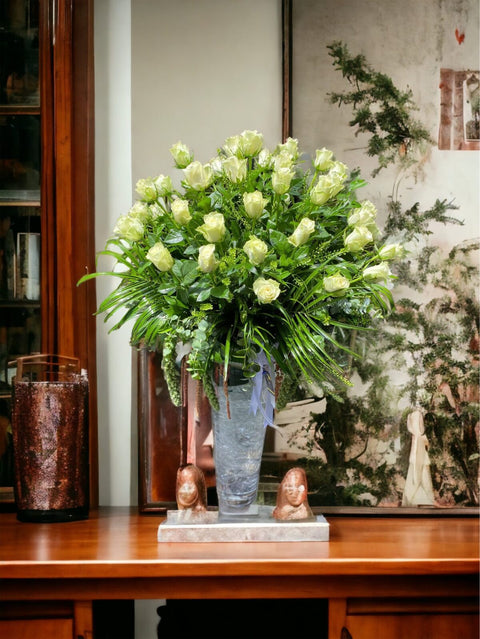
(0, 507), (478, 600)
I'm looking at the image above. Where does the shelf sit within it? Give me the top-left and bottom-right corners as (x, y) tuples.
(0, 201), (41, 207)
(0, 104), (40, 115)
(0, 300), (41, 308)
(0, 190), (41, 206)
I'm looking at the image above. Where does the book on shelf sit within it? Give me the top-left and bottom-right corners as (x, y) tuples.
(4, 228), (16, 299)
(16, 232), (40, 301)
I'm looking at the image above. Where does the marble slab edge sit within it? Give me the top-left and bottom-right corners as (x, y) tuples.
(157, 511), (329, 542)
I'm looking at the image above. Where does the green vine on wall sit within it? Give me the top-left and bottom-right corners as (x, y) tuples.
(327, 41), (432, 176)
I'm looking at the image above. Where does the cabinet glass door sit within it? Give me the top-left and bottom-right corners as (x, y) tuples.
(0, 0), (41, 499)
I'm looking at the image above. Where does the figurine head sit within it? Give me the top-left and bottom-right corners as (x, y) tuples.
(176, 464), (207, 511)
(280, 467), (309, 507)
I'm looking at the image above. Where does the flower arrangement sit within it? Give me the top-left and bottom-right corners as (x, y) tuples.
(81, 130), (401, 410)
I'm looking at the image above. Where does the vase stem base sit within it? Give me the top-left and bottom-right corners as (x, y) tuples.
(218, 504), (259, 521)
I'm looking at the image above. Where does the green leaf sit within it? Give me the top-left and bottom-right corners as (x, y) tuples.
(211, 284), (230, 299)
(197, 288), (212, 302)
(269, 229), (290, 251)
(163, 230), (185, 244)
(173, 260), (198, 285)
(158, 285), (176, 294)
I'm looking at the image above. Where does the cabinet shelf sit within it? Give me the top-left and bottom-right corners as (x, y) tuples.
(0, 190), (41, 206)
(0, 105), (40, 115)
(0, 300), (41, 309)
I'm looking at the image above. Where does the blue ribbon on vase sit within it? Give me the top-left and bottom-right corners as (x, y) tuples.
(250, 351), (277, 429)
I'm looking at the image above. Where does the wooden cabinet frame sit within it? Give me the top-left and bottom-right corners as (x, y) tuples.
(40, 0), (97, 504)
(0, 0), (97, 507)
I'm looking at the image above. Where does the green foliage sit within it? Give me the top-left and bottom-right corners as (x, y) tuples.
(383, 198), (462, 243)
(327, 41), (432, 176)
(380, 240), (480, 505)
(80, 131), (398, 408)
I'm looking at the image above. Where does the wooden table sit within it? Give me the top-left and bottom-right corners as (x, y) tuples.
(0, 507), (478, 638)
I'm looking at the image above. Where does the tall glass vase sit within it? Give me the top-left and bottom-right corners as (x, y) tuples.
(211, 365), (269, 517)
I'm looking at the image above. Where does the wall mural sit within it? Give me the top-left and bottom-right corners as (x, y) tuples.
(272, 0), (479, 513)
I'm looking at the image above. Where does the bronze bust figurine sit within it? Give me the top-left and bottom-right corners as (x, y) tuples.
(176, 464), (208, 513)
(273, 467), (314, 521)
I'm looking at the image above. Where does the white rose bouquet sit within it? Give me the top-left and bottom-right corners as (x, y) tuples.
(80, 130), (401, 410)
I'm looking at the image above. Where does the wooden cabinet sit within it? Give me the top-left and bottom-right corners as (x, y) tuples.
(329, 597), (479, 639)
(0, 0), (97, 505)
(0, 620), (74, 639)
(0, 511), (477, 638)
(0, 602), (92, 639)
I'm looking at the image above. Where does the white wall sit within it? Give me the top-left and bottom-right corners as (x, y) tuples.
(95, 2), (282, 636)
(94, 0), (136, 507)
(131, 0), (283, 187)
(291, 0), (479, 244)
(95, 0), (282, 505)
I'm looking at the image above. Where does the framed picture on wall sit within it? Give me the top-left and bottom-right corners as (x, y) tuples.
(438, 69), (480, 150)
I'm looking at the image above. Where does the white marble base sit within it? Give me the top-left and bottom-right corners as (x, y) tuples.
(157, 506), (329, 542)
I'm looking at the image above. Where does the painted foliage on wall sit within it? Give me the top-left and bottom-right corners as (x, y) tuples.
(271, 0), (479, 509)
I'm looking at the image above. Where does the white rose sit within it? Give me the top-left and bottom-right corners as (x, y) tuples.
(257, 149), (272, 168)
(345, 226), (373, 252)
(209, 157), (223, 175)
(113, 215), (144, 242)
(149, 202), (163, 218)
(272, 167), (294, 194)
(223, 135), (241, 156)
(146, 241), (174, 271)
(154, 174), (173, 197)
(324, 273), (350, 293)
(128, 201), (151, 223)
(277, 137), (299, 159)
(135, 178), (157, 202)
(243, 191), (267, 219)
(222, 156), (247, 183)
(329, 161), (348, 181)
(243, 237), (268, 266)
(314, 148), (334, 171)
(363, 262), (391, 282)
(171, 198), (192, 225)
(183, 161), (214, 190)
(197, 212), (226, 243)
(198, 244), (218, 273)
(288, 218), (315, 247)
(273, 149), (294, 170)
(169, 141), (193, 168)
(253, 278), (281, 304)
(348, 200), (377, 227)
(327, 162), (348, 197)
(310, 175), (334, 205)
(239, 130), (264, 156)
(379, 243), (404, 260)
